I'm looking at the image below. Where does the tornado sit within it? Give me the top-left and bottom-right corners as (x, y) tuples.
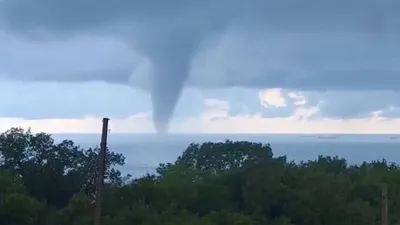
(150, 57), (191, 134)
(138, 28), (201, 133)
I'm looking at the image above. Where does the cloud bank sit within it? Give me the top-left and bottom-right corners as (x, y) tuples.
(1, 97), (398, 135)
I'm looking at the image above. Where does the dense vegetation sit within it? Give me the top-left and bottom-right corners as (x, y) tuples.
(0, 127), (398, 225)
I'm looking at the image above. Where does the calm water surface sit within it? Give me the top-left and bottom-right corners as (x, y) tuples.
(51, 134), (400, 177)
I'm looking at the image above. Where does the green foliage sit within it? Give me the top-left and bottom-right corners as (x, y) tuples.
(0, 192), (42, 225)
(0, 169), (25, 194)
(0, 127), (126, 208)
(0, 127), (399, 225)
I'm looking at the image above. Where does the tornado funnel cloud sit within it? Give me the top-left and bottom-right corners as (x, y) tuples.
(137, 29), (203, 133)
(149, 48), (193, 134)
(151, 66), (188, 134)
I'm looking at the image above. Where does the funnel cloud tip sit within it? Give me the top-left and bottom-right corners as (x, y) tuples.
(154, 121), (169, 134)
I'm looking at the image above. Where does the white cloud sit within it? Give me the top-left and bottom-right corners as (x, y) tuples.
(3, 98), (400, 134)
(0, 113), (155, 134)
(258, 89), (286, 108)
(204, 98), (229, 114)
(287, 92), (307, 106)
(3, 78), (400, 127)
(301, 90), (400, 118)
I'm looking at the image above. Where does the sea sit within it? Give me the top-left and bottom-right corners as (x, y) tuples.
(51, 134), (400, 178)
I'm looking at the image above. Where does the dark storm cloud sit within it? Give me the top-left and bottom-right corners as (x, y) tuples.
(1, 0), (400, 131)
(0, 33), (138, 84)
(2, 0), (400, 34)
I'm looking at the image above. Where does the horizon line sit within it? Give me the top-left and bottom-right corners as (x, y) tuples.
(44, 132), (400, 136)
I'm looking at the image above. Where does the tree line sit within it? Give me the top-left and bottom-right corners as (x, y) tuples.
(0, 127), (398, 225)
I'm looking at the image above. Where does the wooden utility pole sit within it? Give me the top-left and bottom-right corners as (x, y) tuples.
(382, 183), (388, 225)
(93, 118), (110, 225)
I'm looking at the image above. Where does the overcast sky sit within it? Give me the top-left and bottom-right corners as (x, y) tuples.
(1, 0), (400, 134)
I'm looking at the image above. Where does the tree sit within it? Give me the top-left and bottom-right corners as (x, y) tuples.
(0, 169), (43, 225)
(0, 169), (25, 195)
(172, 140), (274, 175)
(2, 128), (400, 225)
(0, 127), (126, 208)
